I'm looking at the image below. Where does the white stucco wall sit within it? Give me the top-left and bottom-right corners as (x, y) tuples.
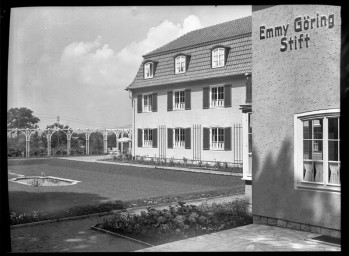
(131, 75), (246, 163)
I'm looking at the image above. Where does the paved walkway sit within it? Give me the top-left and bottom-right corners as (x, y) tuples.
(137, 224), (340, 252)
(10, 193), (340, 252)
(60, 155), (242, 176)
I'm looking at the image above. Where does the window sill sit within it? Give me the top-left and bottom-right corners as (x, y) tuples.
(241, 176), (252, 181)
(212, 65), (225, 69)
(173, 147), (185, 149)
(173, 108), (185, 111)
(142, 110), (153, 113)
(209, 148), (225, 151)
(296, 183), (340, 193)
(209, 106), (225, 109)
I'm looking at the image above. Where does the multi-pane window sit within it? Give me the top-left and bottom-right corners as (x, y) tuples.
(212, 48), (225, 68)
(143, 94), (152, 112)
(175, 56), (186, 74)
(143, 129), (153, 147)
(144, 62), (153, 79)
(297, 111), (340, 189)
(211, 86), (224, 107)
(174, 128), (185, 148)
(211, 128), (224, 150)
(174, 90), (185, 110)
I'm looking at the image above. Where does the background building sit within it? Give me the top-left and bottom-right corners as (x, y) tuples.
(127, 16), (252, 165)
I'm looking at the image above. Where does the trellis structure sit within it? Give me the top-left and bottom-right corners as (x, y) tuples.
(7, 127), (132, 157)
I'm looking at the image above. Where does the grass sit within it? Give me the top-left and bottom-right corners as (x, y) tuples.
(8, 158), (244, 225)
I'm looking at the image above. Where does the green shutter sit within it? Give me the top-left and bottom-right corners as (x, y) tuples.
(185, 89), (191, 110)
(203, 127), (210, 150)
(138, 129), (143, 147)
(203, 87), (209, 109)
(152, 93), (157, 112)
(224, 127), (232, 151)
(137, 95), (142, 113)
(167, 91), (173, 111)
(185, 128), (191, 149)
(168, 128), (173, 148)
(224, 84), (232, 107)
(152, 128), (158, 148)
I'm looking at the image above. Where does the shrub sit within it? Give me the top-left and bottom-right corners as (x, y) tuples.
(98, 200), (252, 245)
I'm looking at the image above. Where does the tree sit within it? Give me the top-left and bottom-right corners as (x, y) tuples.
(7, 107), (40, 129)
(46, 122), (69, 155)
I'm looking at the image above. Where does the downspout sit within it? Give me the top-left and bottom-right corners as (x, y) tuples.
(127, 88), (136, 158)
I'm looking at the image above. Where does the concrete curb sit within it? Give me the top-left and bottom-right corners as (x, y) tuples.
(10, 210), (126, 229)
(91, 224), (155, 247)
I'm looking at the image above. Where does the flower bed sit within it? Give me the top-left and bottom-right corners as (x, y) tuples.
(10, 201), (125, 225)
(101, 154), (243, 174)
(96, 200), (252, 246)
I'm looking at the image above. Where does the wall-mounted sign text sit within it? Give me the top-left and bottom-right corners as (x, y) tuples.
(259, 13), (335, 52)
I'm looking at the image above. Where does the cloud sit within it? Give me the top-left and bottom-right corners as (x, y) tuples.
(58, 15), (202, 88)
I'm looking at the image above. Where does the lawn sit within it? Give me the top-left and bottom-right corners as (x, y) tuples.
(8, 158), (244, 215)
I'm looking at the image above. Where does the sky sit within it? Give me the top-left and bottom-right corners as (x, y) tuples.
(8, 6), (251, 129)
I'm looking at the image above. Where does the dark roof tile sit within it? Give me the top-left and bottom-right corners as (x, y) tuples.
(127, 16), (252, 90)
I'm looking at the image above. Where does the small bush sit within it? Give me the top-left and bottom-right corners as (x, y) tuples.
(98, 200), (251, 245)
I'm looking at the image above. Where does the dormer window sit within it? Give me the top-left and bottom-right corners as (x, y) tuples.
(212, 47), (225, 68)
(175, 56), (186, 74)
(144, 62), (154, 79)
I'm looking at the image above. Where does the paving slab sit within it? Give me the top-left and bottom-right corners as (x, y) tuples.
(10, 215), (148, 252)
(136, 224), (341, 252)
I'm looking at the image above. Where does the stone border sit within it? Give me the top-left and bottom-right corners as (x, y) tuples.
(10, 210), (126, 229)
(253, 215), (341, 239)
(91, 224), (155, 247)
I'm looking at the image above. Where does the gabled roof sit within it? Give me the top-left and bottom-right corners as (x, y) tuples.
(127, 16), (252, 91)
(144, 16), (252, 57)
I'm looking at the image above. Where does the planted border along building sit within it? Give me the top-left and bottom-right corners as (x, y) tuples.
(126, 16), (252, 166)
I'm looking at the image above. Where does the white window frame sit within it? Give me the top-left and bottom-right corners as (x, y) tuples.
(210, 85), (224, 108)
(173, 90), (185, 110)
(212, 48), (225, 68)
(143, 129), (153, 147)
(175, 56), (186, 74)
(142, 93), (153, 112)
(294, 109), (340, 193)
(210, 127), (224, 150)
(144, 62), (153, 79)
(173, 128), (185, 148)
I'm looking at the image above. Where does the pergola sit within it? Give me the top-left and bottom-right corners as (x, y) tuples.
(7, 127), (132, 157)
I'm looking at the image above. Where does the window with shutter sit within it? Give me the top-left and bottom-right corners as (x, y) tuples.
(167, 91), (173, 111)
(174, 128), (185, 148)
(185, 128), (191, 149)
(168, 128), (173, 148)
(211, 86), (224, 107)
(143, 94), (152, 112)
(173, 90), (185, 110)
(203, 127), (210, 150)
(185, 89), (191, 110)
(203, 87), (210, 109)
(143, 129), (152, 147)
